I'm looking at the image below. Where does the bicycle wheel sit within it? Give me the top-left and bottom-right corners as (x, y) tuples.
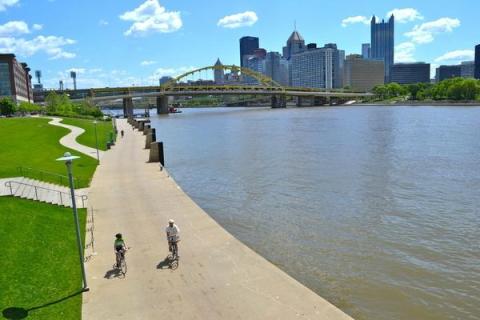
(121, 258), (127, 275)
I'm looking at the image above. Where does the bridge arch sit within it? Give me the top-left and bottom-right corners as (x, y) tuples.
(161, 65), (284, 90)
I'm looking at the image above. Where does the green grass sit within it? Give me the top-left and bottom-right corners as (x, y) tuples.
(60, 118), (115, 151)
(0, 117), (97, 188)
(0, 197), (86, 320)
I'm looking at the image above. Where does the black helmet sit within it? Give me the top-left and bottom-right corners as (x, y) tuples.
(116, 233), (122, 239)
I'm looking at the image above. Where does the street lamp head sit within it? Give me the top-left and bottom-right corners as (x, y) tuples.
(56, 152), (80, 162)
(93, 120), (97, 124)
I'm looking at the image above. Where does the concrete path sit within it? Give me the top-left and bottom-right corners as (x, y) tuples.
(48, 117), (105, 160)
(82, 119), (353, 320)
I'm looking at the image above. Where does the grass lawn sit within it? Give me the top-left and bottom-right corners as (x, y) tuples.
(0, 117), (97, 188)
(0, 197), (86, 320)
(60, 118), (115, 151)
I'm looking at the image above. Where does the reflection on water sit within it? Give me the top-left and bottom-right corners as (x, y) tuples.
(149, 106), (480, 320)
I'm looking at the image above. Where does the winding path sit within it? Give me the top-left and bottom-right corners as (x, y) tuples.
(48, 117), (105, 160)
(81, 119), (353, 319)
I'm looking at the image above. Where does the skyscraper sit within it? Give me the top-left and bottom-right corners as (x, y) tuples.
(282, 30), (306, 60)
(291, 44), (344, 89)
(362, 43), (371, 59)
(475, 44), (480, 79)
(214, 58), (224, 84)
(239, 36), (259, 67)
(371, 15), (394, 82)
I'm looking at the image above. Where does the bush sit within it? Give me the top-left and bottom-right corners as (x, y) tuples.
(45, 92), (103, 118)
(0, 97), (16, 116)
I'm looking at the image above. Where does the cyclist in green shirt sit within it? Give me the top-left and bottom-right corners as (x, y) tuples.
(114, 233), (127, 268)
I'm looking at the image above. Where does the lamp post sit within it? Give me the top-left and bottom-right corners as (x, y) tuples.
(56, 152), (89, 292)
(93, 120), (100, 163)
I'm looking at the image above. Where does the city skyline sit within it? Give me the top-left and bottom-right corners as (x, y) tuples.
(0, 0), (478, 89)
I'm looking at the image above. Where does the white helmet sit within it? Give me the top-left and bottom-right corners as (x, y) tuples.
(168, 219), (174, 224)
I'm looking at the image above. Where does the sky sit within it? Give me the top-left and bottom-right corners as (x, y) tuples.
(0, 0), (478, 89)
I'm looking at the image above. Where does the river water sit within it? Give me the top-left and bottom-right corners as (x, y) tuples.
(148, 106), (480, 320)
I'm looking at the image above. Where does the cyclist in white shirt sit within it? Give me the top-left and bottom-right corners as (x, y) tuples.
(166, 219), (180, 258)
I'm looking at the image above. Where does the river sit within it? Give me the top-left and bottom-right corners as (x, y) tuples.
(147, 106), (480, 320)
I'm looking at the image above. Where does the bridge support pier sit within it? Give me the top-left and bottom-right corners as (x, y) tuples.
(123, 97), (134, 118)
(271, 95), (286, 108)
(156, 96), (169, 115)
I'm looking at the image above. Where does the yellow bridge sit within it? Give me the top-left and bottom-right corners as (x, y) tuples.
(44, 65), (374, 115)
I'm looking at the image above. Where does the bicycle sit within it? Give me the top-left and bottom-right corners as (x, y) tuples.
(167, 239), (179, 269)
(114, 247), (129, 276)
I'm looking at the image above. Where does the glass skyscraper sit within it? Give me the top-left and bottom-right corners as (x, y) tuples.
(371, 15), (394, 83)
(239, 36), (259, 67)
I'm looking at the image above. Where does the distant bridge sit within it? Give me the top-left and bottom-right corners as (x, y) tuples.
(35, 65), (373, 116)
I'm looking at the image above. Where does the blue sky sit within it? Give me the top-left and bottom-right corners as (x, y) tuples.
(0, 0), (478, 89)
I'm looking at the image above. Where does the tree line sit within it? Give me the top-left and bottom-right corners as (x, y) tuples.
(0, 92), (103, 118)
(372, 78), (480, 101)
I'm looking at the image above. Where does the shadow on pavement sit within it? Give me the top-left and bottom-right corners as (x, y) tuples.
(104, 267), (123, 279)
(156, 256), (171, 270)
(2, 290), (83, 319)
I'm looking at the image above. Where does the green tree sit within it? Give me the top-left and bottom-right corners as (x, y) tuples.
(18, 101), (41, 114)
(0, 97), (16, 116)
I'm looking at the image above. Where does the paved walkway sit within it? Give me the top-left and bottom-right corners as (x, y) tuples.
(48, 117), (105, 160)
(82, 119), (353, 320)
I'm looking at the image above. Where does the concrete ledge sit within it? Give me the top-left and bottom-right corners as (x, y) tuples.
(145, 128), (156, 149)
(148, 141), (164, 165)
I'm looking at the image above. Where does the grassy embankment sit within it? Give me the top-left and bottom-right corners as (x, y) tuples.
(60, 118), (115, 151)
(0, 118), (97, 188)
(0, 197), (86, 320)
(0, 117), (96, 319)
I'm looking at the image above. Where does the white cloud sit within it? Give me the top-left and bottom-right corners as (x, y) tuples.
(395, 42), (416, 63)
(99, 19), (109, 26)
(341, 16), (370, 27)
(151, 66), (196, 77)
(0, 0), (19, 11)
(141, 60), (157, 66)
(0, 21), (30, 36)
(434, 50), (474, 63)
(32, 24), (43, 31)
(0, 35), (76, 59)
(217, 11), (258, 29)
(120, 0), (182, 36)
(405, 17), (460, 44)
(387, 8), (423, 23)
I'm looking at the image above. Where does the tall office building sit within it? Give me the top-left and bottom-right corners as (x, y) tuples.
(291, 44), (344, 89)
(475, 44), (480, 79)
(214, 58), (224, 84)
(282, 30), (306, 60)
(371, 15), (394, 82)
(245, 52), (289, 86)
(344, 54), (384, 92)
(362, 43), (371, 59)
(239, 36), (259, 67)
(0, 54), (33, 103)
(460, 61), (475, 78)
(264, 52), (289, 86)
(391, 63), (430, 84)
(435, 65), (462, 82)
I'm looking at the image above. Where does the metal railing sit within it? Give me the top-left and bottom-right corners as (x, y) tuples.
(16, 166), (85, 189)
(4, 180), (88, 208)
(84, 207), (96, 262)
